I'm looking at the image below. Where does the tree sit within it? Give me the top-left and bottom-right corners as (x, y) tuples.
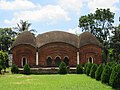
(95, 64), (104, 81)
(79, 8), (115, 62)
(0, 51), (9, 73)
(23, 64), (30, 75)
(0, 28), (17, 52)
(15, 20), (36, 34)
(59, 62), (67, 74)
(110, 24), (120, 63)
(76, 64), (83, 74)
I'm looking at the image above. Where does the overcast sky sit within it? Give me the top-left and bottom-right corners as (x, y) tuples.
(0, 0), (120, 34)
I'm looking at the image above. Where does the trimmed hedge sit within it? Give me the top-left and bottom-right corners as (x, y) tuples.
(76, 64), (83, 74)
(11, 64), (19, 74)
(86, 63), (93, 76)
(23, 64), (30, 75)
(59, 62), (67, 74)
(84, 63), (88, 74)
(90, 64), (97, 78)
(109, 64), (120, 89)
(95, 64), (104, 81)
(101, 64), (112, 84)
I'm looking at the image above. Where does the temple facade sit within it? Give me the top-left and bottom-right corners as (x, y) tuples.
(11, 31), (102, 68)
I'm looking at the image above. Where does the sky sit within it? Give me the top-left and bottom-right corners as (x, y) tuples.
(0, 0), (120, 35)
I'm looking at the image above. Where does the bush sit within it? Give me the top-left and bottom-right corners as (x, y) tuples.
(90, 64), (97, 78)
(76, 64), (83, 74)
(23, 64), (30, 75)
(95, 64), (104, 81)
(84, 63), (88, 74)
(101, 64), (112, 84)
(0, 65), (2, 74)
(109, 64), (120, 89)
(59, 62), (67, 74)
(107, 62), (116, 69)
(86, 63), (93, 76)
(11, 64), (19, 74)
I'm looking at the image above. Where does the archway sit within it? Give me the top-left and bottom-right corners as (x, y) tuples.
(55, 56), (61, 66)
(22, 57), (27, 67)
(63, 56), (69, 66)
(88, 57), (93, 63)
(46, 57), (52, 67)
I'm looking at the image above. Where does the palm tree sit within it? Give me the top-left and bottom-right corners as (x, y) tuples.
(15, 20), (36, 34)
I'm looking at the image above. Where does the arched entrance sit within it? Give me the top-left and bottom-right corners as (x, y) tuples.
(88, 57), (93, 63)
(63, 56), (69, 66)
(22, 57), (27, 67)
(55, 56), (61, 66)
(46, 56), (52, 67)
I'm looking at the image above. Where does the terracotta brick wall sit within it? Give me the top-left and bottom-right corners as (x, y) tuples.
(12, 45), (36, 67)
(79, 44), (102, 65)
(38, 42), (78, 67)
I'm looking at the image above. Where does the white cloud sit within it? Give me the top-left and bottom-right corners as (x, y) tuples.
(68, 27), (82, 36)
(4, 5), (70, 24)
(87, 0), (119, 12)
(0, 0), (39, 10)
(58, 0), (84, 14)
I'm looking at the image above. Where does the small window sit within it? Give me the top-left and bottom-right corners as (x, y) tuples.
(88, 57), (93, 63)
(55, 56), (61, 66)
(63, 57), (69, 66)
(46, 57), (52, 66)
(22, 57), (27, 67)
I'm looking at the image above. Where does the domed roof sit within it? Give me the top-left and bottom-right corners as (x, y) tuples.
(36, 31), (78, 48)
(79, 32), (101, 47)
(11, 31), (36, 48)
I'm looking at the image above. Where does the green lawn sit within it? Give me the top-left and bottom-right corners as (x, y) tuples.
(0, 74), (112, 90)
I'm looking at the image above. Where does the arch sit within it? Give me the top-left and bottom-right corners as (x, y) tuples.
(22, 57), (27, 67)
(88, 57), (93, 63)
(46, 56), (52, 67)
(55, 56), (61, 66)
(63, 56), (69, 66)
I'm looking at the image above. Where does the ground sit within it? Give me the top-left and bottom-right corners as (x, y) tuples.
(0, 74), (112, 90)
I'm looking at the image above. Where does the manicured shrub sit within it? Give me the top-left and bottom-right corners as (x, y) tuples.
(95, 64), (104, 81)
(23, 64), (30, 75)
(86, 63), (93, 76)
(11, 64), (19, 74)
(59, 62), (67, 74)
(76, 64), (83, 74)
(109, 64), (120, 89)
(101, 64), (112, 84)
(90, 64), (97, 78)
(107, 62), (116, 69)
(0, 65), (2, 74)
(84, 63), (88, 74)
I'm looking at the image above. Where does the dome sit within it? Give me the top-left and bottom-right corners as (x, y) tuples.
(36, 31), (78, 48)
(11, 31), (36, 48)
(79, 32), (101, 47)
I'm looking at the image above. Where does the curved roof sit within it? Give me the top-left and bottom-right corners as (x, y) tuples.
(36, 31), (78, 48)
(11, 31), (36, 48)
(79, 32), (101, 47)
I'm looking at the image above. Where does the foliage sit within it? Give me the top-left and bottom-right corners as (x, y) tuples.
(58, 61), (67, 74)
(110, 24), (120, 63)
(0, 51), (9, 72)
(90, 64), (98, 78)
(23, 64), (30, 75)
(11, 64), (19, 74)
(109, 64), (120, 89)
(86, 63), (93, 76)
(14, 20), (36, 34)
(76, 64), (83, 74)
(101, 64), (112, 84)
(0, 28), (17, 52)
(95, 64), (104, 81)
(79, 8), (115, 62)
(84, 63), (88, 74)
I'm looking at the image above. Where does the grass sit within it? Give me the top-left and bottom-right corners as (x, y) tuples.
(0, 74), (112, 90)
